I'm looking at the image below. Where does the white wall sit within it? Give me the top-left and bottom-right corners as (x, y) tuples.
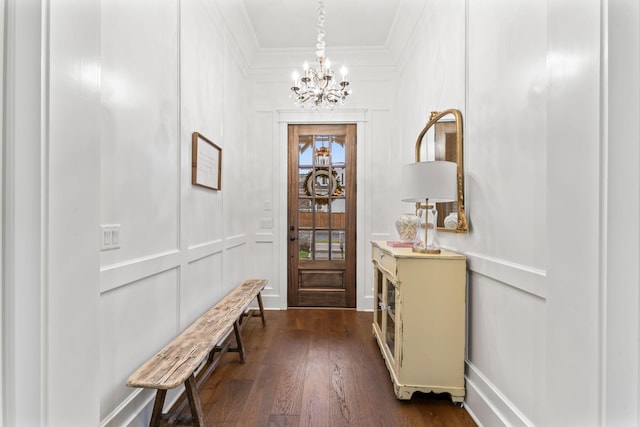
(545, 1), (603, 424)
(47, 2), (103, 425)
(3, 0), (46, 425)
(0, 0), (4, 421)
(5, 0), (103, 425)
(98, 0), (251, 425)
(244, 58), (400, 310)
(396, 1), (640, 426)
(465, 1), (546, 425)
(604, 0), (640, 425)
(3, 0), (252, 425)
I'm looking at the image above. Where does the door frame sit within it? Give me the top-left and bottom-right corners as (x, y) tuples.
(276, 109), (369, 310)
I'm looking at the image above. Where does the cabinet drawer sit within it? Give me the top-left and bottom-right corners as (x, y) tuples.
(373, 246), (397, 278)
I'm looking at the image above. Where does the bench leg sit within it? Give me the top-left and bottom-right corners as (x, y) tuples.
(256, 292), (266, 326)
(185, 374), (205, 427)
(233, 320), (246, 364)
(149, 389), (167, 427)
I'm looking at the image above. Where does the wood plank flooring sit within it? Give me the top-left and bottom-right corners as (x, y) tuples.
(182, 309), (477, 427)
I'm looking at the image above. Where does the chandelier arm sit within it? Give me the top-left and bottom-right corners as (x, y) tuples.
(320, 77), (331, 91)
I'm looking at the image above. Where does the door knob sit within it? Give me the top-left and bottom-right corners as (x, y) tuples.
(289, 235), (296, 241)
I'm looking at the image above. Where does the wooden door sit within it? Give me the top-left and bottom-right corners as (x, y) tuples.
(288, 124), (356, 307)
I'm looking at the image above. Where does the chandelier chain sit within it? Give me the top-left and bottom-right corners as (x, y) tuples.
(316, 0), (325, 59)
(289, 0), (352, 109)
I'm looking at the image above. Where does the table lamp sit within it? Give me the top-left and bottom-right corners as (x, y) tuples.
(400, 160), (457, 253)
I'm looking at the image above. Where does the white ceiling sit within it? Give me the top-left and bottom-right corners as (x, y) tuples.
(242, 0), (403, 50)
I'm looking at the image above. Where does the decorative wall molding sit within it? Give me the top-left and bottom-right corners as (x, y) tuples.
(250, 46), (399, 71)
(392, 0), (428, 72)
(207, 0), (254, 75)
(100, 250), (181, 294)
(277, 108), (368, 124)
(221, 1), (427, 72)
(465, 252), (547, 299)
(225, 233), (247, 249)
(187, 239), (224, 263)
(465, 362), (536, 427)
(100, 235), (248, 294)
(254, 232), (273, 243)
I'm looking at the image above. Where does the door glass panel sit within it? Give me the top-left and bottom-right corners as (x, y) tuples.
(331, 230), (345, 260)
(299, 168), (312, 196)
(331, 137), (345, 165)
(298, 230), (312, 259)
(333, 166), (345, 197)
(375, 270), (383, 330)
(386, 314), (396, 358)
(312, 169), (334, 197)
(314, 200), (329, 214)
(331, 198), (345, 212)
(314, 135), (331, 166)
(387, 285), (396, 316)
(314, 229), (329, 260)
(330, 199), (345, 229)
(386, 282), (396, 357)
(299, 199), (312, 228)
(299, 136), (313, 166)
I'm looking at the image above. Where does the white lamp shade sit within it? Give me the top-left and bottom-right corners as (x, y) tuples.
(400, 160), (457, 202)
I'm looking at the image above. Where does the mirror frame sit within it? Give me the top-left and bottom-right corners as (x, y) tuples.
(414, 109), (468, 233)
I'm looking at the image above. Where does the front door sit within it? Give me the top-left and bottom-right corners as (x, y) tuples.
(287, 124), (356, 307)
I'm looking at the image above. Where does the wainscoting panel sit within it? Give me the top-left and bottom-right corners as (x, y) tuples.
(466, 271), (545, 426)
(252, 238), (278, 306)
(221, 236), (249, 296)
(465, 362), (536, 427)
(182, 250), (224, 329)
(99, 268), (179, 422)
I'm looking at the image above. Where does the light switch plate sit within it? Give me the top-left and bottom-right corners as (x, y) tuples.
(259, 218), (273, 229)
(101, 224), (121, 251)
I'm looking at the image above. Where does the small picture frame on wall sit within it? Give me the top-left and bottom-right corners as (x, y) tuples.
(192, 132), (222, 190)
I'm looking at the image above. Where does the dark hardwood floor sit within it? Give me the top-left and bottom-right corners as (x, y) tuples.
(184, 309), (477, 427)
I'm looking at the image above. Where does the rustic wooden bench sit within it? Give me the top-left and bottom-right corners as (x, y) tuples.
(127, 279), (268, 427)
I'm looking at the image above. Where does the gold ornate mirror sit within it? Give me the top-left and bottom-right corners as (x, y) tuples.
(415, 109), (468, 233)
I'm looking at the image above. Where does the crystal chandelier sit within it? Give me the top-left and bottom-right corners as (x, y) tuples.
(290, 0), (351, 109)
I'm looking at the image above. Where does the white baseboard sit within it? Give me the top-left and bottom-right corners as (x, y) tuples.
(101, 382), (188, 426)
(465, 362), (535, 427)
(100, 388), (153, 427)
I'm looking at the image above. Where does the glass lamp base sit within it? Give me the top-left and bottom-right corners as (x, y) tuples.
(412, 202), (440, 254)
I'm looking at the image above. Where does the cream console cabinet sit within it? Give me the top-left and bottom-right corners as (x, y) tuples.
(371, 240), (467, 402)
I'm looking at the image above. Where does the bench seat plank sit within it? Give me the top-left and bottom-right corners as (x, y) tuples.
(127, 279), (267, 390)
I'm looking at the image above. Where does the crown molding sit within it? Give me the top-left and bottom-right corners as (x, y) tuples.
(222, 0), (426, 73)
(388, 0), (429, 71)
(210, 0), (260, 74)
